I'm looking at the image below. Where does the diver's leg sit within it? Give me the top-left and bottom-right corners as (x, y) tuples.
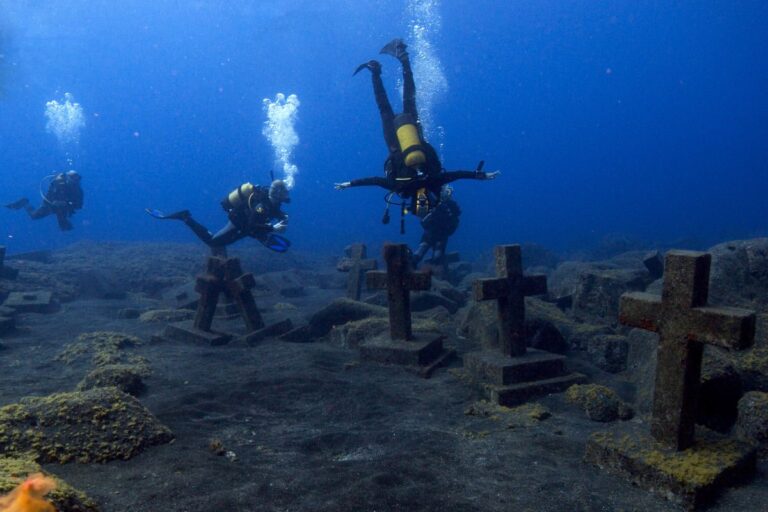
(412, 232), (430, 267)
(208, 221), (248, 250)
(432, 238), (447, 264)
(371, 67), (399, 153)
(180, 214), (216, 245)
(401, 52), (417, 118)
(27, 204), (52, 220)
(55, 211), (73, 231)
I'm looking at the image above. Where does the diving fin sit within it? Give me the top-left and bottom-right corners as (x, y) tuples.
(380, 38), (408, 59)
(261, 233), (291, 253)
(353, 60), (381, 76)
(5, 198), (29, 210)
(145, 208), (190, 221)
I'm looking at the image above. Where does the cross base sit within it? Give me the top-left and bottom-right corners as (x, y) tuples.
(585, 425), (756, 511)
(463, 348), (585, 406)
(240, 318), (294, 345)
(359, 331), (454, 378)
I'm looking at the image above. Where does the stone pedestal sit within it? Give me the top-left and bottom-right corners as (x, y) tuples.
(585, 425), (756, 511)
(360, 331), (454, 378)
(162, 320), (232, 346)
(463, 349), (585, 406)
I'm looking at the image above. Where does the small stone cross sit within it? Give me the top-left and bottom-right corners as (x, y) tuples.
(366, 243), (431, 340)
(194, 257), (264, 333)
(346, 244), (377, 300)
(620, 250), (755, 451)
(474, 245), (547, 357)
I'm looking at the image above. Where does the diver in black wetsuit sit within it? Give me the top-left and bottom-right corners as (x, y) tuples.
(146, 179), (291, 256)
(336, 38), (499, 219)
(5, 170), (84, 231)
(412, 185), (461, 267)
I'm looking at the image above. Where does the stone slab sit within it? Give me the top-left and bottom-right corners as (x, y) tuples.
(360, 331), (446, 368)
(585, 425), (756, 511)
(2, 291), (55, 313)
(463, 348), (567, 386)
(162, 320), (232, 346)
(0, 306), (15, 317)
(241, 318), (294, 345)
(487, 372), (586, 407)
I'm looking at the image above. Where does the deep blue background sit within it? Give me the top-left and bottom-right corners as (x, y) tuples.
(1, 1), (767, 258)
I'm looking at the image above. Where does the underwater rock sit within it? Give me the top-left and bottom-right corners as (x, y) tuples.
(572, 267), (651, 324)
(0, 387), (173, 463)
(116, 307), (142, 319)
(0, 454), (98, 512)
(308, 298), (387, 338)
(330, 316), (442, 348)
(565, 384), (634, 422)
(709, 238), (768, 309)
(735, 391), (768, 453)
(139, 308), (195, 323)
(624, 328), (659, 414)
(586, 334), (629, 373)
(56, 331), (148, 371)
(77, 364), (146, 396)
(525, 318), (568, 354)
(734, 347), (768, 392)
(73, 268), (126, 300)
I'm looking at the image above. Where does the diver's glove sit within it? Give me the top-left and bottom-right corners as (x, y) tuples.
(482, 171), (501, 180)
(334, 182), (352, 190)
(272, 220), (288, 233)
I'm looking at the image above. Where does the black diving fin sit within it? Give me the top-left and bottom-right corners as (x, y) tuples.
(380, 38), (408, 59)
(145, 208), (190, 221)
(353, 60), (381, 76)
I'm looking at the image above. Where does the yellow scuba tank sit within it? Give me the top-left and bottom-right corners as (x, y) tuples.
(394, 113), (426, 168)
(222, 182), (255, 210)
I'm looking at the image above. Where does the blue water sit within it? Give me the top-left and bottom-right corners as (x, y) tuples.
(2, 1), (767, 257)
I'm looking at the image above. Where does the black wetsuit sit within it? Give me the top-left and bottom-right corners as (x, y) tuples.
(413, 197), (461, 266)
(25, 174), (83, 231)
(182, 185), (287, 255)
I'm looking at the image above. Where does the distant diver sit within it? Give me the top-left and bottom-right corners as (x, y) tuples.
(146, 179), (291, 256)
(412, 185), (461, 268)
(336, 38), (499, 231)
(5, 170), (84, 231)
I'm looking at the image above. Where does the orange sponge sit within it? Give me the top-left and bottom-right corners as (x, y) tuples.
(0, 473), (57, 512)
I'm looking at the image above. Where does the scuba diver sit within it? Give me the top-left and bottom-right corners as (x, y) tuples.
(336, 38), (499, 229)
(146, 179), (291, 256)
(5, 170), (84, 231)
(412, 185), (461, 268)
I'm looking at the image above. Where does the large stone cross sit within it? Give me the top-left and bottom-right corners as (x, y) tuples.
(194, 256), (264, 333)
(474, 245), (547, 357)
(620, 250), (755, 451)
(346, 244), (377, 301)
(366, 243), (431, 340)
(0, 246), (18, 280)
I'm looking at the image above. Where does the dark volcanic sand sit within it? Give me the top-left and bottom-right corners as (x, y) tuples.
(1, 245), (767, 511)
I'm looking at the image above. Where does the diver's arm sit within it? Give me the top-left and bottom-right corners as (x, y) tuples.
(438, 170), (501, 185)
(335, 176), (393, 191)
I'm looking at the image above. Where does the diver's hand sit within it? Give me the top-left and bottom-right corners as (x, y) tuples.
(272, 220), (288, 233)
(483, 171), (501, 180)
(334, 182), (351, 190)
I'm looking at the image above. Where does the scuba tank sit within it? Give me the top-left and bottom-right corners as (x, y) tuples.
(222, 183), (255, 210)
(394, 113), (426, 168)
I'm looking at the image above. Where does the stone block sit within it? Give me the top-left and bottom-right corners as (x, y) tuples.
(360, 332), (446, 367)
(585, 426), (756, 511)
(587, 334), (629, 373)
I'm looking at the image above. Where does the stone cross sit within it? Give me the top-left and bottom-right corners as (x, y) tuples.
(346, 244), (377, 301)
(194, 257), (264, 333)
(473, 245), (548, 357)
(366, 243), (431, 340)
(620, 250), (755, 451)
